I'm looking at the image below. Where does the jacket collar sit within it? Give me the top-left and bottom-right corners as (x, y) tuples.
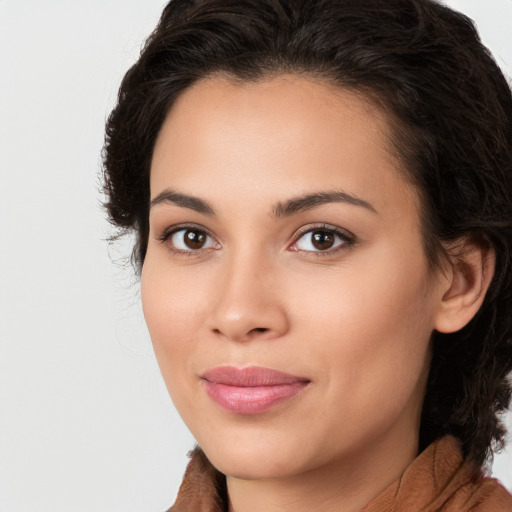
(170, 436), (512, 512)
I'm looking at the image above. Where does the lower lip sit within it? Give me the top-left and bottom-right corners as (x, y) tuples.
(202, 380), (309, 414)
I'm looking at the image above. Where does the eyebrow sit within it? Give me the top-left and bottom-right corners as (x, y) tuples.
(149, 188), (377, 217)
(150, 189), (215, 215)
(271, 190), (377, 217)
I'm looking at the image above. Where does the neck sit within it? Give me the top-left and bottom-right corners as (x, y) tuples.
(226, 425), (419, 512)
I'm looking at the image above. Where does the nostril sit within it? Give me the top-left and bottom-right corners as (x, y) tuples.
(251, 327), (268, 334)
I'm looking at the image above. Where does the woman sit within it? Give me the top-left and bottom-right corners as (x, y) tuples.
(103, 0), (512, 510)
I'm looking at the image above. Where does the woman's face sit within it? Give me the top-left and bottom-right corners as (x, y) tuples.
(142, 75), (448, 481)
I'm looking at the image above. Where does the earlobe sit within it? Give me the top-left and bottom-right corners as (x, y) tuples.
(434, 239), (496, 334)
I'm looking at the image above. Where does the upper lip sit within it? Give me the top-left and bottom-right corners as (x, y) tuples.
(201, 366), (310, 387)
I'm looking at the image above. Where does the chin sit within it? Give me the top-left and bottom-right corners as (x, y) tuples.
(194, 426), (311, 480)
(206, 446), (302, 481)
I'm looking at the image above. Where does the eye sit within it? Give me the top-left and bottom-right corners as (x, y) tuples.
(164, 227), (219, 252)
(291, 226), (354, 253)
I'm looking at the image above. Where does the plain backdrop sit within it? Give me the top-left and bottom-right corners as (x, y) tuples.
(0, 1), (511, 510)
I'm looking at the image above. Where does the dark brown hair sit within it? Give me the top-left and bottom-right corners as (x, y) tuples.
(103, 0), (512, 467)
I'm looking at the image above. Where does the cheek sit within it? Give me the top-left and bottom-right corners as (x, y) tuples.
(287, 245), (434, 409)
(291, 250), (432, 339)
(141, 246), (213, 327)
(140, 254), (211, 386)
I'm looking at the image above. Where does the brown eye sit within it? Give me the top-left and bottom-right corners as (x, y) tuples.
(184, 230), (206, 249)
(168, 228), (218, 251)
(311, 231), (335, 250)
(292, 227), (351, 253)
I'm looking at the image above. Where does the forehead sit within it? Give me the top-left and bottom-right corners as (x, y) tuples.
(150, 74), (418, 220)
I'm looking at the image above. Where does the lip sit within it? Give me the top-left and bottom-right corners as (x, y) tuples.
(201, 366), (310, 414)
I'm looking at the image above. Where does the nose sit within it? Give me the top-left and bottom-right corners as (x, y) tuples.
(207, 253), (289, 343)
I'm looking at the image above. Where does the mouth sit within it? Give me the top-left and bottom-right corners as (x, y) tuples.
(200, 366), (310, 415)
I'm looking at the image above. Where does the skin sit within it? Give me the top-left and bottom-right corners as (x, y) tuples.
(141, 74), (493, 512)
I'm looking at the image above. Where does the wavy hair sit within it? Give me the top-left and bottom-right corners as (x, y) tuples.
(103, 0), (512, 467)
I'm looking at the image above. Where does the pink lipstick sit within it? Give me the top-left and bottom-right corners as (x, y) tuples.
(201, 366), (310, 414)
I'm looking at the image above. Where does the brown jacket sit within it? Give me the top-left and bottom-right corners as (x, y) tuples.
(170, 437), (512, 511)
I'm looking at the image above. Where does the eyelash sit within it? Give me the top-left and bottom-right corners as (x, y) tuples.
(157, 223), (356, 257)
(157, 224), (219, 257)
(288, 224), (356, 256)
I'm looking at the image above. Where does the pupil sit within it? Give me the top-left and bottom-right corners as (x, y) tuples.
(312, 231), (334, 250)
(185, 230), (205, 249)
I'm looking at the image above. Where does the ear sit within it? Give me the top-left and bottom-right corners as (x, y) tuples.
(434, 237), (496, 334)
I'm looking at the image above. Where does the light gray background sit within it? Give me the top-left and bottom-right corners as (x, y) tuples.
(0, 1), (511, 510)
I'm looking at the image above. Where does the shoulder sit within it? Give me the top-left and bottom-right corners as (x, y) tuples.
(364, 437), (512, 512)
(444, 473), (512, 512)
